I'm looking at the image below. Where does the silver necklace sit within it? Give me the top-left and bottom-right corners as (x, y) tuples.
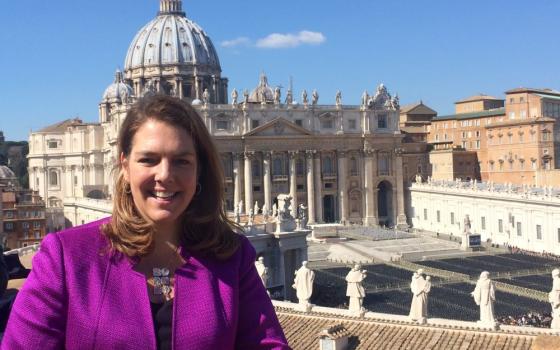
(151, 245), (181, 298)
(152, 267), (172, 297)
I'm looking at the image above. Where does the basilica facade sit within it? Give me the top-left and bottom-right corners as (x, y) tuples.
(27, 0), (412, 229)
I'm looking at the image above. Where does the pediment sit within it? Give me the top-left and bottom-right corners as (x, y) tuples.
(318, 112), (336, 120)
(245, 117), (312, 137)
(405, 104), (437, 116)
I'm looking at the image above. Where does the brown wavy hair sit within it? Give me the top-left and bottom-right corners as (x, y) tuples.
(102, 95), (241, 259)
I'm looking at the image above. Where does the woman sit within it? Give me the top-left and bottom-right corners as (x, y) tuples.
(2, 95), (290, 349)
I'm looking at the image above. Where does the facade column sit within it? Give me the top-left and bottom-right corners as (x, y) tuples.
(64, 165), (73, 198)
(313, 152), (323, 223)
(289, 151), (298, 217)
(305, 150), (316, 224)
(263, 151), (272, 214)
(364, 148), (378, 226)
(395, 149), (408, 228)
(233, 153), (242, 213)
(176, 78), (183, 98)
(337, 151), (348, 224)
(244, 151), (254, 215)
(194, 76), (200, 100)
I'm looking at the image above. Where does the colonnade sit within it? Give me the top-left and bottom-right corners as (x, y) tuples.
(223, 148), (408, 227)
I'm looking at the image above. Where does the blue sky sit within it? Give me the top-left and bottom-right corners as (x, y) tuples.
(1, 0), (559, 141)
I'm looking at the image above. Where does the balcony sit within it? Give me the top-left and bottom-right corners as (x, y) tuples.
(272, 175), (288, 182)
(322, 172), (337, 180)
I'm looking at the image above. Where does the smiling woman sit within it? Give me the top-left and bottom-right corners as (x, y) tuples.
(2, 95), (290, 350)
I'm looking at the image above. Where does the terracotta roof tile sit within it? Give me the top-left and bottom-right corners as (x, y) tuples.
(275, 309), (544, 350)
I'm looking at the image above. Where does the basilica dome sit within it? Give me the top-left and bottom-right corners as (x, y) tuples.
(0, 165), (16, 180)
(249, 73), (275, 103)
(122, 0), (228, 104)
(124, 1), (221, 72)
(102, 71), (134, 104)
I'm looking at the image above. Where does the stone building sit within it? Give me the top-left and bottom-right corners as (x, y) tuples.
(429, 90), (559, 185)
(0, 166), (47, 249)
(410, 179), (560, 255)
(27, 0), (410, 230)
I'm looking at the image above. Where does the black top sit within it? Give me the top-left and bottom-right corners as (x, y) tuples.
(150, 299), (173, 350)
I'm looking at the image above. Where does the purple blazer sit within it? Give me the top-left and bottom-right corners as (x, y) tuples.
(2, 218), (290, 349)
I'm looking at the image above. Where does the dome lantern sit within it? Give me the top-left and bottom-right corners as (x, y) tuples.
(159, 0), (185, 16)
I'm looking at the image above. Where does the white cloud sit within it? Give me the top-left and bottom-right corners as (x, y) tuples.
(255, 31), (326, 49)
(220, 37), (251, 48)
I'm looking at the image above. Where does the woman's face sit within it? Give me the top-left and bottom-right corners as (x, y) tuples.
(122, 119), (198, 234)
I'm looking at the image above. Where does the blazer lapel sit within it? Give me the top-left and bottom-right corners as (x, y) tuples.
(94, 257), (156, 350)
(172, 256), (232, 350)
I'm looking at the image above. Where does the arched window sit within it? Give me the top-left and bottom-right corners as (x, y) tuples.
(49, 170), (58, 187)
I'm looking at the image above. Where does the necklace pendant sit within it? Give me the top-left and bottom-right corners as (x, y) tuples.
(153, 267), (171, 297)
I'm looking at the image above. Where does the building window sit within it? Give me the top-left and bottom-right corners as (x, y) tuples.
(251, 120), (260, 129)
(475, 140), (480, 149)
(296, 158), (305, 176)
(48, 140), (58, 149)
(436, 210), (440, 223)
(5, 211), (14, 219)
(377, 114), (387, 129)
(350, 157), (358, 176)
(252, 185), (261, 192)
(423, 209), (427, 220)
(324, 183), (333, 189)
(273, 158), (283, 176)
(33, 222), (41, 229)
(520, 110), (527, 118)
(498, 219), (503, 233)
(348, 119), (357, 130)
(461, 141), (467, 149)
(536, 225), (542, 240)
(557, 228), (560, 243)
(378, 154), (390, 176)
(322, 156), (334, 175)
(222, 157), (233, 178)
(49, 170), (59, 187)
(251, 159), (260, 177)
(481, 217), (486, 230)
(297, 184), (304, 191)
(5, 223), (13, 231)
(321, 119), (334, 129)
(450, 212), (455, 225)
(216, 120), (229, 130)
(543, 132), (550, 141)
(22, 222), (30, 229)
(516, 222), (522, 236)
(34, 231), (41, 239)
(295, 119), (303, 127)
